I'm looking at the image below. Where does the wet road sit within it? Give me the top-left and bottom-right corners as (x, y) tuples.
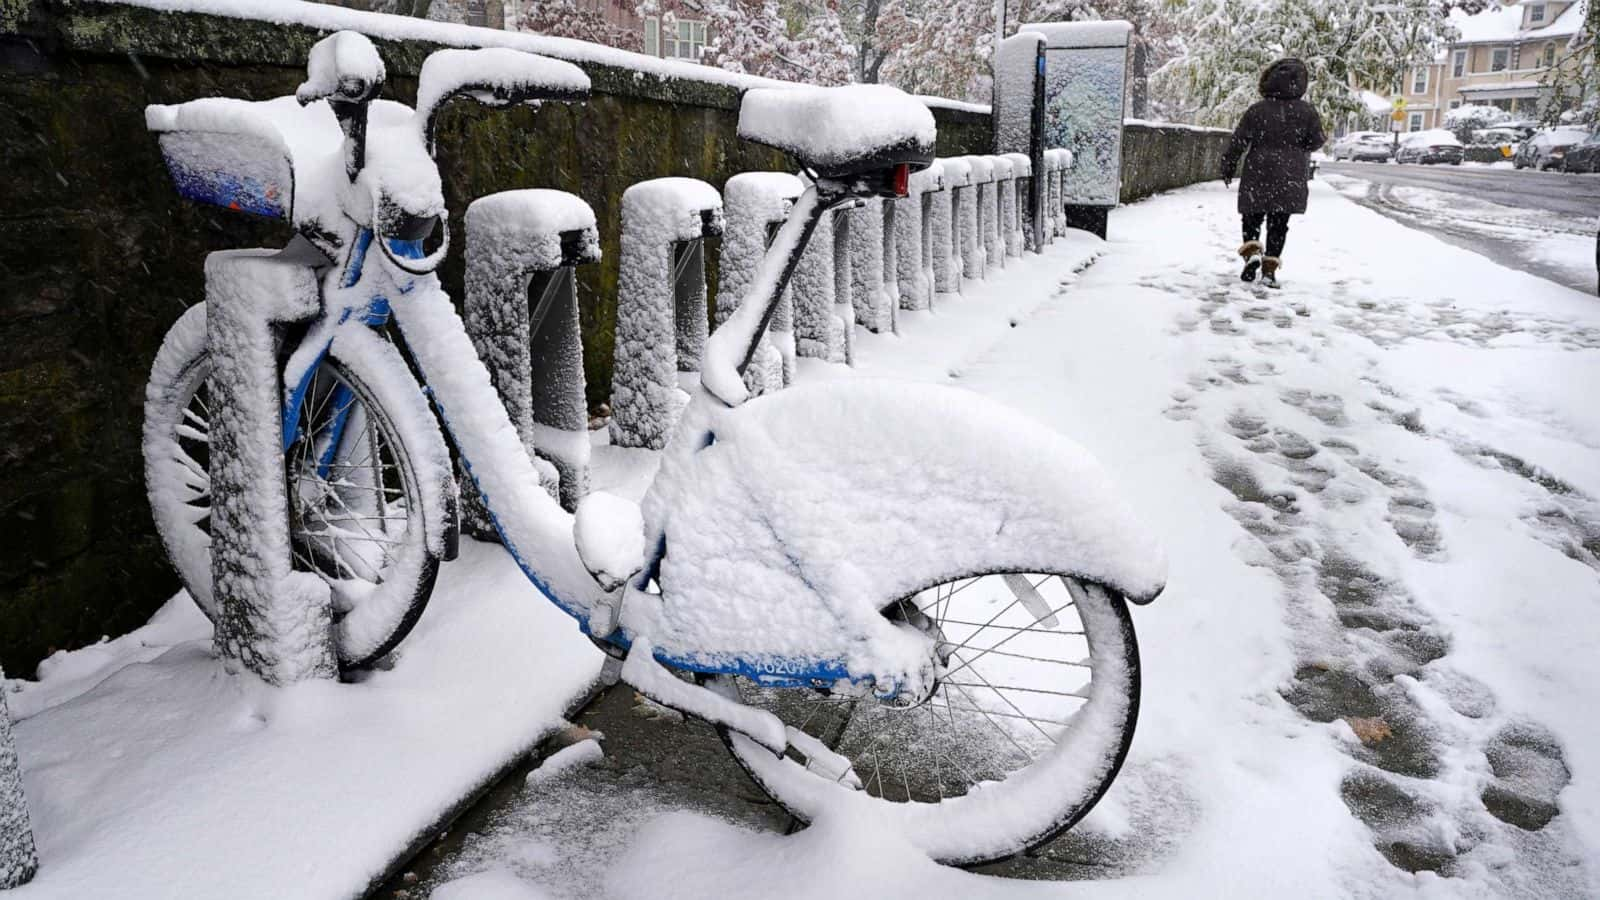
(1321, 160), (1600, 220)
(1323, 161), (1598, 295)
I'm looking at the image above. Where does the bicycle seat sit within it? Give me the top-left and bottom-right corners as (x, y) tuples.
(738, 85), (935, 180)
(147, 96), (345, 224)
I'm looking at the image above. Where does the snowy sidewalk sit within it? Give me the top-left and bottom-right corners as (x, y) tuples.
(6, 543), (606, 899)
(407, 181), (1600, 899)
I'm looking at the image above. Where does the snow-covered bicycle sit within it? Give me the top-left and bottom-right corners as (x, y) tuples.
(141, 31), (1167, 865)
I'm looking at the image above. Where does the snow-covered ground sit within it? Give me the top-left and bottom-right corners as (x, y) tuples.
(4, 544), (605, 899)
(419, 181), (1600, 898)
(9, 181), (1599, 899)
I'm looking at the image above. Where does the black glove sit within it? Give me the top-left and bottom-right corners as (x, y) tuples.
(1223, 176), (1233, 188)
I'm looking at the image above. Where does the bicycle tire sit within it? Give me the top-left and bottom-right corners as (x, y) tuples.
(711, 572), (1140, 867)
(143, 304), (452, 668)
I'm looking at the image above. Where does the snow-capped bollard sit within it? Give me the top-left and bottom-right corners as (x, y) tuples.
(982, 156), (1007, 270)
(1046, 149), (1070, 239)
(894, 161), (939, 311)
(916, 161), (943, 309)
(931, 157), (968, 296)
(720, 172), (803, 391)
(791, 193), (845, 364)
(846, 198), (892, 333)
(464, 190), (600, 519)
(880, 198), (900, 330)
(993, 156), (1021, 260)
(0, 665), (37, 889)
(962, 156), (992, 280)
(831, 208), (857, 364)
(1002, 152), (1032, 255)
(206, 250), (337, 684)
(610, 178), (723, 450)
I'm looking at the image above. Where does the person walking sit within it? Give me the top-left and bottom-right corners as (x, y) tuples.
(1220, 58), (1325, 288)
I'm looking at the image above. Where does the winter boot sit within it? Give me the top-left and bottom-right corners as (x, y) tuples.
(1238, 240), (1264, 282)
(1261, 256), (1282, 289)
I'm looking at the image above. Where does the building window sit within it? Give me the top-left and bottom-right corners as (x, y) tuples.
(1408, 111), (1425, 132)
(1448, 98), (1462, 110)
(1412, 67), (1428, 94)
(1491, 48), (1509, 72)
(1452, 49), (1466, 78)
(644, 17), (659, 56)
(1543, 43), (1557, 68)
(1528, 4), (1545, 23)
(662, 19), (706, 60)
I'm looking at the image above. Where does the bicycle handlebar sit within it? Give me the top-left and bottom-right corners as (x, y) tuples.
(296, 32), (386, 181)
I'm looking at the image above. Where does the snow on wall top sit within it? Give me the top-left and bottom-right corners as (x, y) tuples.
(1123, 118), (1231, 136)
(1020, 20), (1134, 49)
(91, 0), (985, 114)
(738, 86), (936, 170)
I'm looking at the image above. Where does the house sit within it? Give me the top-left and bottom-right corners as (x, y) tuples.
(1404, 0), (1587, 131)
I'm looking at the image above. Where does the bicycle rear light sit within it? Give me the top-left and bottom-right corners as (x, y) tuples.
(893, 163), (910, 197)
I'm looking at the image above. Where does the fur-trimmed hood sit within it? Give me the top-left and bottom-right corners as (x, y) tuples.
(1259, 58), (1309, 100)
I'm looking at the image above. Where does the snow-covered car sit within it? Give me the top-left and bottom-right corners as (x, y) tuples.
(1553, 130), (1600, 174)
(1394, 130), (1463, 165)
(1498, 120), (1539, 142)
(1513, 128), (1593, 171)
(1331, 131), (1393, 161)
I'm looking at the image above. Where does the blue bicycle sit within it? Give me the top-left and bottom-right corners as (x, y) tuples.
(142, 31), (1167, 865)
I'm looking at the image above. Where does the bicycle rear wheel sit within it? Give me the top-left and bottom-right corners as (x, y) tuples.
(144, 305), (451, 668)
(714, 572), (1139, 866)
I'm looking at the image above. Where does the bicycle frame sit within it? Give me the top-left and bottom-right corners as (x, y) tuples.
(260, 207), (856, 693)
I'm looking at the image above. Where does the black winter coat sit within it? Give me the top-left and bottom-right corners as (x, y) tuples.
(1221, 58), (1326, 217)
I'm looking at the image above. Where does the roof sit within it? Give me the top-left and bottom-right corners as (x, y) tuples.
(1458, 80), (1545, 91)
(1450, 1), (1584, 46)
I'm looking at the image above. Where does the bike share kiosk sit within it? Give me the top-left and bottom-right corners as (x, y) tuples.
(995, 22), (1132, 241)
(463, 190), (601, 517)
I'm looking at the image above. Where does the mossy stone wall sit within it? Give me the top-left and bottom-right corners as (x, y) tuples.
(1121, 123), (1231, 202)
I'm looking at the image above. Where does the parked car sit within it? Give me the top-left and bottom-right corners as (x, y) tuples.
(1331, 131), (1394, 161)
(1395, 130), (1464, 165)
(1499, 120), (1539, 142)
(1514, 127), (1593, 171)
(1557, 130), (1600, 174)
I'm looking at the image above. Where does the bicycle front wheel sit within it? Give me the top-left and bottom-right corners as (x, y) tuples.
(143, 305), (451, 669)
(714, 572), (1140, 866)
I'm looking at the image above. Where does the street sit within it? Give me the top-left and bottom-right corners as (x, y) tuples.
(1322, 161), (1599, 296)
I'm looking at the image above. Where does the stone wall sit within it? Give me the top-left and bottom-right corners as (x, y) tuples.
(0, 0), (1215, 674)
(1121, 122), (1232, 203)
